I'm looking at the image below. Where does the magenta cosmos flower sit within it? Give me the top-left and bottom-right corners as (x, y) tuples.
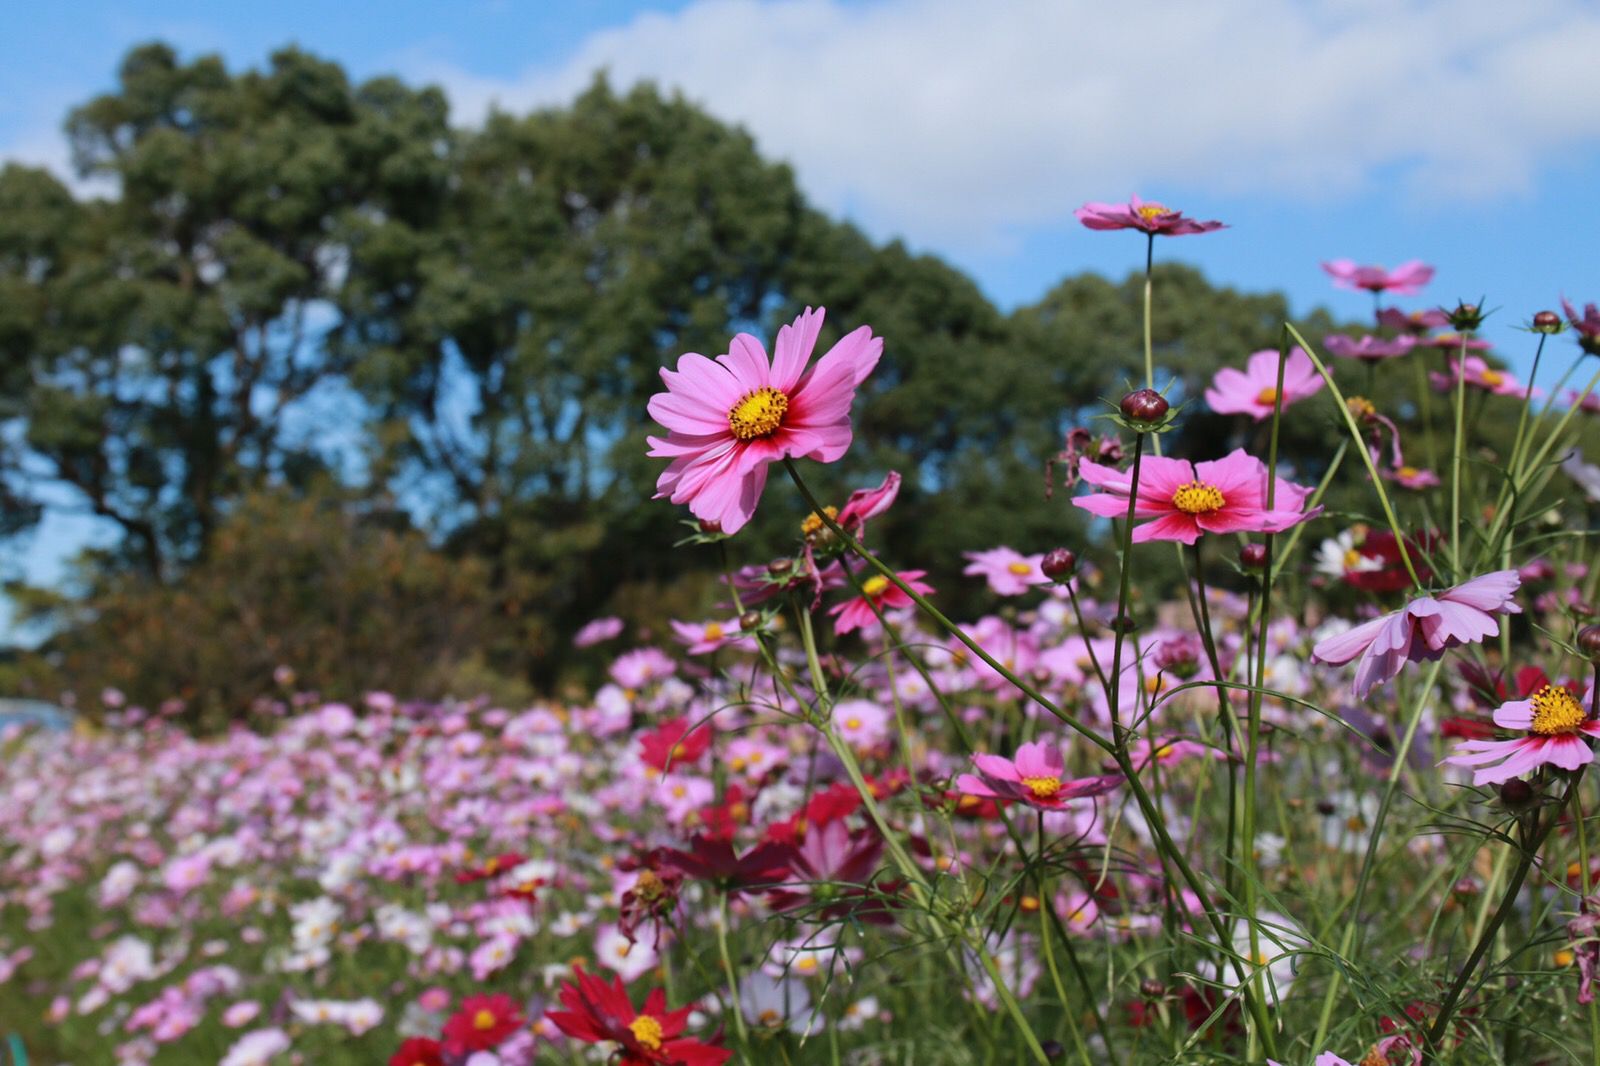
(962, 547), (1048, 596)
(1074, 195), (1224, 236)
(1310, 570), (1522, 699)
(647, 308), (882, 534)
(1563, 297), (1600, 355)
(1204, 347), (1324, 421)
(1073, 449), (1317, 545)
(1428, 355), (1535, 398)
(1321, 259), (1434, 295)
(829, 569), (933, 635)
(1324, 334), (1417, 362)
(956, 741), (1121, 811)
(1445, 684), (1599, 785)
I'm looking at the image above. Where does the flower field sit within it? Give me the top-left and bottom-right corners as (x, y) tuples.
(5, 200), (1600, 1066)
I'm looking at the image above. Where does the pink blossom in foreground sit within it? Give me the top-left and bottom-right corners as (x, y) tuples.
(962, 547), (1049, 596)
(1073, 449), (1317, 545)
(1074, 195), (1224, 236)
(1321, 259), (1434, 295)
(1445, 684), (1599, 785)
(1310, 570), (1522, 699)
(1204, 347), (1324, 421)
(829, 570), (934, 635)
(1324, 334), (1417, 362)
(648, 307), (882, 533)
(956, 741), (1121, 811)
(1429, 355), (1536, 397)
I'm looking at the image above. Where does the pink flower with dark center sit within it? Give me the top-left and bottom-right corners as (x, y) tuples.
(1324, 334), (1417, 362)
(1204, 347), (1325, 421)
(1074, 195), (1224, 236)
(955, 741), (1121, 811)
(1310, 570), (1522, 699)
(962, 547), (1049, 596)
(1321, 259), (1435, 295)
(1444, 684), (1599, 785)
(1073, 449), (1317, 545)
(648, 307), (882, 534)
(1428, 356), (1535, 398)
(829, 570), (933, 635)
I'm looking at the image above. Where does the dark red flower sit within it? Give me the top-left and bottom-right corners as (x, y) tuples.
(441, 994), (523, 1056)
(389, 1037), (443, 1066)
(638, 717), (713, 772)
(454, 852), (526, 885)
(547, 966), (731, 1066)
(662, 835), (790, 895)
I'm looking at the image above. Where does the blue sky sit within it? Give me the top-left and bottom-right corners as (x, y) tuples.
(4, 0), (1599, 639)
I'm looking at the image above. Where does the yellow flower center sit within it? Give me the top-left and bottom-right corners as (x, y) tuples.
(1020, 775), (1062, 800)
(1398, 466), (1420, 479)
(1530, 684), (1586, 736)
(1347, 396), (1376, 419)
(473, 1009), (497, 1031)
(758, 1009), (783, 1027)
(1006, 561), (1034, 575)
(704, 622), (724, 640)
(845, 716), (862, 730)
(1136, 202), (1168, 221)
(1255, 386), (1279, 405)
(860, 575), (891, 598)
(1480, 368), (1505, 387)
(1171, 481), (1226, 515)
(1342, 548), (1363, 569)
(628, 1014), (664, 1050)
(801, 506), (838, 536)
(728, 386), (789, 440)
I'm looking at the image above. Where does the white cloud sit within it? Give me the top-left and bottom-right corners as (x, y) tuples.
(403, 0), (1600, 251)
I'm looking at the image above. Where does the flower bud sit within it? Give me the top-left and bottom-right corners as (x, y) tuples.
(1041, 548), (1077, 582)
(1040, 1040), (1066, 1060)
(1577, 624), (1600, 661)
(1110, 614), (1139, 634)
(1119, 388), (1169, 424)
(1533, 310), (1563, 334)
(767, 558), (793, 576)
(1139, 978), (1166, 999)
(1499, 778), (1537, 810)
(1447, 302), (1486, 331)
(1239, 543), (1268, 569)
(739, 611), (762, 632)
(698, 518), (723, 535)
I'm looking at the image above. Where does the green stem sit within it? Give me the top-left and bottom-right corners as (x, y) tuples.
(715, 892), (751, 1047)
(1450, 332), (1469, 575)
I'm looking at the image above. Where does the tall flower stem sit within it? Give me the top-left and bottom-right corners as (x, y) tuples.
(714, 892), (751, 1047)
(1106, 432), (1147, 743)
(1450, 332), (1469, 576)
(1143, 234), (1156, 393)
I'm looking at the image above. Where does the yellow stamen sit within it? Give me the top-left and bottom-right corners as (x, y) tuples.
(1480, 368), (1505, 387)
(1255, 386), (1279, 406)
(1171, 481), (1225, 515)
(628, 1014), (664, 1050)
(728, 386), (788, 440)
(1398, 466), (1420, 479)
(801, 506), (838, 536)
(703, 622), (724, 641)
(1006, 561), (1033, 575)
(473, 1009), (497, 1031)
(1530, 684), (1586, 736)
(1135, 202), (1168, 221)
(1020, 775), (1063, 800)
(860, 575), (891, 598)
(1346, 396), (1376, 419)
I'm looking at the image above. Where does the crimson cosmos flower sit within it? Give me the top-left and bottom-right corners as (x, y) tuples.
(547, 967), (731, 1066)
(440, 994), (524, 1056)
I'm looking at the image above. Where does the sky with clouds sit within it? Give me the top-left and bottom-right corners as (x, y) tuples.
(4, 0), (1600, 628)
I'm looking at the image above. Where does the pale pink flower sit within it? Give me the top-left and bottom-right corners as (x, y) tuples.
(962, 547), (1049, 596)
(1075, 195), (1224, 236)
(1324, 334), (1417, 362)
(1429, 355), (1536, 398)
(1321, 259), (1434, 295)
(573, 617), (624, 648)
(1388, 464), (1441, 490)
(668, 618), (753, 655)
(647, 307), (882, 533)
(1204, 347), (1325, 421)
(956, 741), (1120, 811)
(1073, 449), (1317, 545)
(1310, 570), (1522, 699)
(1445, 685), (1599, 785)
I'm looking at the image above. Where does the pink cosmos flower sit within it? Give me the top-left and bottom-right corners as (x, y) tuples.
(573, 617), (625, 648)
(955, 741), (1121, 811)
(1564, 296), (1600, 354)
(1204, 347), (1324, 421)
(1073, 449), (1317, 545)
(1324, 334), (1417, 362)
(962, 547), (1049, 596)
(647, 307), (883, 534)
(836, 471), (901, 536)
(1074, 195), (1224, 236)
(829, 569), (934, 635)
(1444, 684), (1598, 785)
(1378, 307), (1450, 334)
(1568, 389), (1600, 415)
(1418, 332), (1491, 353)
(1388, 464), (1441, 490)
(1321, 259), (1435, 295)
(1310, 570), (1522, 699)
(669, 618), (753, 655)
(1429, 355), (1535, 398)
